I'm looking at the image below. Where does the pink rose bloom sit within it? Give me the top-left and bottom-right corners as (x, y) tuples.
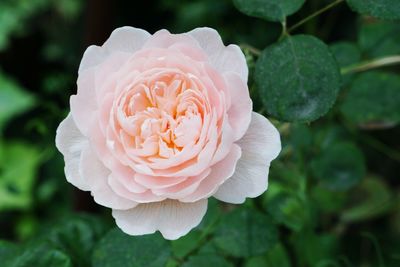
(56, 27), (281, 240)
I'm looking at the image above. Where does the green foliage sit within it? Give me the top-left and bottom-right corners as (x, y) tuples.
(245, 244), (291, 267)
(0, 142), (41, 211)
(0, 0), (50, 51)
(213, 208), (278, 257)
(0, 72), (35, 131)
(0, 214), (108, 267)
(255, 35), (341, 122)
(291, 231), (339, 267)
(341, 71), (400, 125)
(267, 192), (309, 231)
(330, 42), (361, 69)
(46, 214), (109, 266)
(346, 0), (400, 20)
(358, 20), (400, 58)
(341, 177), (394, 223)
(233, 0), (305, 22)
(6, 243), (73, 267)
(182, 254), (233, 267)
(92, 228), (171, 267)
(0, 240), (18, 265)
(311, 142), (366, 191)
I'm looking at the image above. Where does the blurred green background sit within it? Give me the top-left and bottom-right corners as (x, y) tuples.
(0, 0), (399, 266)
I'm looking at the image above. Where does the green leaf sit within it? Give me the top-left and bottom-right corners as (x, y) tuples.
(311, 142), (366, 191)
(245, 244), (291, 267)
(255, 35), (341, 122)
(182, 254), (233, 267)
(341, 177), (394, 223)
(7, 243), (72, 267)
(0, 0), (50, 50)
(358, 20), (400, 58)
(330, 42), (361, 68)
(267, 192), (308, 231)
(172, 231), (202, 259)
(346, 0), (400, 20)
(172, 199), (220, 259)
(330, 41), (361, 86)
(46, 214), (109, 267)
(213, 208), (278, 257)
(233, 0), (305, 22)
(311, 187), (347, 213)
(92, 228), (171, 267)
(340, 71), (400, 125)
(291, 231), (338, 267)
(0, 142), (41, 211)
(0, 240), (18, 265)
(0, 72), (35, 131)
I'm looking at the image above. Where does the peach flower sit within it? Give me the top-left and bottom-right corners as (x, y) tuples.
(56, 27), (281, 240)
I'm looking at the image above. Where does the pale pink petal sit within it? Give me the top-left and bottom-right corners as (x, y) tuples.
(112, 199), (207, 240)
(78, 27), (150, 74)
(108, 175), (166, 203)
(151, 169), (211, 199)
(188, 27), (248, 83)
(79, 145), (138, 210)
(55, 113), (90, 191)
(224, 72), (252, 141)
(210, 115), (235, 165)
(70, 68), (97, 136)
(181, 144), (242, 202)
(144, 29), (199, 49)
(134, 174), (188, 189)
(78, 45), (108, 74)
(102, 26), (150, 53)
(213, 112), (281, 204)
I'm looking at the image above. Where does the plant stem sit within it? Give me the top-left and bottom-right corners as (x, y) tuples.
(288, 0), (344, 33)
(341, 55), (400, 74)
(278, 20), (288, 42)
(361, 135), (400, 163)
(239, 44), (261, 56)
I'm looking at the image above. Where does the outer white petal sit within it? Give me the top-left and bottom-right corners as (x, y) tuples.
(213, 112), (281, 204)
(112, 199), (207, 240)
(55, 113), (90, 191)
(188, 27), (248, 83)
(102, 26), (151, 53)
(78, 26), (150, 74)
(80, 145), (138, 210)
(78, 45), (108, 74)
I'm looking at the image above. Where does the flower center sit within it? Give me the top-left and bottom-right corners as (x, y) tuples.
(116, 71), (207, 159)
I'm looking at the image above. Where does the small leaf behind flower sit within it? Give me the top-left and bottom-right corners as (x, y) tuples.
(92, 228), (171, 267)
(255, 35), (341, 122)
(346, 0), (400, 20)
(233, 0), (305, 22)
(213, 208), (278, 257)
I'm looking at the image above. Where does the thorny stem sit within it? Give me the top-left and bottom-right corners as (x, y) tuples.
(288, 0), (345, 33)
(341, 55), (400, 74)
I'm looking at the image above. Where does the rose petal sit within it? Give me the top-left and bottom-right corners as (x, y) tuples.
(70, 68), (97, 136)
(181, 144), (242, 202)
(224, 72), (252, 141)
(103, 26), (150, 53)
(55, 113), (90, 191)
(213, 112), (281, 204)
(80, 145), (138, 210)
(188, 27), (248, 83)
(78, 45), (108, 74)
(112, 199), (207, 240)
